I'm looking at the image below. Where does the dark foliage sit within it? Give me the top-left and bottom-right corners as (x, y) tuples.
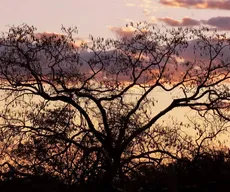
(1, 150), (230, 191)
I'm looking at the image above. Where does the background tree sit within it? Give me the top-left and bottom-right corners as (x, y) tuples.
(0, 23), (229, 190)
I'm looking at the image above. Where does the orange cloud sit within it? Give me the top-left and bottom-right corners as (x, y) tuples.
(35, 32), (89, 48)
(139, 0), (154, 16)
(158, 17), (201, 27)
(124, 0), (137, 7)
(124, 0), (156, 16)
(160, 0), (230, 10)
(108, 26), (136, 39)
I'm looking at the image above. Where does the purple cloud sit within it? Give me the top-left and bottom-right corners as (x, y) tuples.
(202, 16), (230, 30)
(160, 0), (230, 10)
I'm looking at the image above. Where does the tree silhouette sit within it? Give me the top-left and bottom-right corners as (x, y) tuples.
(0, 23), (229, 190)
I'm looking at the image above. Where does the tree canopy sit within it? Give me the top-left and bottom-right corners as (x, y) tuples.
(0, 23), (229, 191)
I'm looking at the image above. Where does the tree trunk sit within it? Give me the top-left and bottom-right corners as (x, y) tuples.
(100, 157), (121, 192)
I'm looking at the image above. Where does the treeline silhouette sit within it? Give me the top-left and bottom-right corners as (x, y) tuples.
(1, 149), (230, 192)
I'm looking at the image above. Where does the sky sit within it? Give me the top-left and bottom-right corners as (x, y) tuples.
(0, 0), (230, 144)
(1, 0), (230, 39)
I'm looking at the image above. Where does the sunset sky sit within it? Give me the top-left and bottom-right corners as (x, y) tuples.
(1, 0), (230, 39)
(0, 0), (229, 144)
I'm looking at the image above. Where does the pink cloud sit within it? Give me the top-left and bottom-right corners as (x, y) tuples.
(158, 17), (200, 27)
(159, 0), (230, 10)
(158, 16), (230, 31)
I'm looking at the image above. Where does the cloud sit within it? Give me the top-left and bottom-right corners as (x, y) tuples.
(1, 26), (230, 86)
(124, 0), (156, 16)
(35, 32), (90, 48)
(202, 16), (230, 30)
(159, 0), (230, 10)
(108, 26), (136, 39)
(125, 3), (136, 7)
(151, 16), (157, 23)
(139, 0), (154, 16)
(158, 17), (201, 27)
(124, 0), (137, 7)
(158, 16), (230, 31)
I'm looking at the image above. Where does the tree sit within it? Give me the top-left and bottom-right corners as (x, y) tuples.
(0, 23), (229, 190)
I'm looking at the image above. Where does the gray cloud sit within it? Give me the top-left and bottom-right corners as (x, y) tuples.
(202, 16), (230, 30)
